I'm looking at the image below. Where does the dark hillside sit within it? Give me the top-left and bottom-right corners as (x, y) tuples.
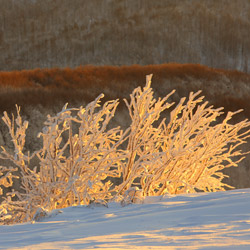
(0, 0), (249, 72)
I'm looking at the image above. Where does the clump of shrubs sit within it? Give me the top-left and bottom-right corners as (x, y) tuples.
(1, 75), (250, 225)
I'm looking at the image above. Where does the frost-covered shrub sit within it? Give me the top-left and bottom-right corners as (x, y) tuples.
(0, 166), (18, 196)
(0, 97), (125, 223)
(114, 75), (250, 197)
(1, 74), (250, 225)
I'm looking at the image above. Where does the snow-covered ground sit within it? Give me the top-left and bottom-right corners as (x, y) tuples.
(1, 188), (250, 250)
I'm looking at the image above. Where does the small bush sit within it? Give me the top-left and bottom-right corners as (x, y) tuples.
(1, 75), (250, 225)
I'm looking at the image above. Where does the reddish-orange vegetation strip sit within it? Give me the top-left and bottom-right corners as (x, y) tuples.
(0, 64), (249, 118)
(0, 63), (249, 89)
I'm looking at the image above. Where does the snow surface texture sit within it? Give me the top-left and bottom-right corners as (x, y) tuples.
(1, 188), (250, 249)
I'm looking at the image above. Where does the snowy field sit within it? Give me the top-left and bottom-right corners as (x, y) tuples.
(1, 188), (250, 250)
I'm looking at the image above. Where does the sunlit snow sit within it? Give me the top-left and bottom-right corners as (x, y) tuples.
(1, 188), (250, 249)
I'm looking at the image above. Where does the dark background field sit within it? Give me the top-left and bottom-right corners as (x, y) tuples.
(0, 0), (249, 72)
